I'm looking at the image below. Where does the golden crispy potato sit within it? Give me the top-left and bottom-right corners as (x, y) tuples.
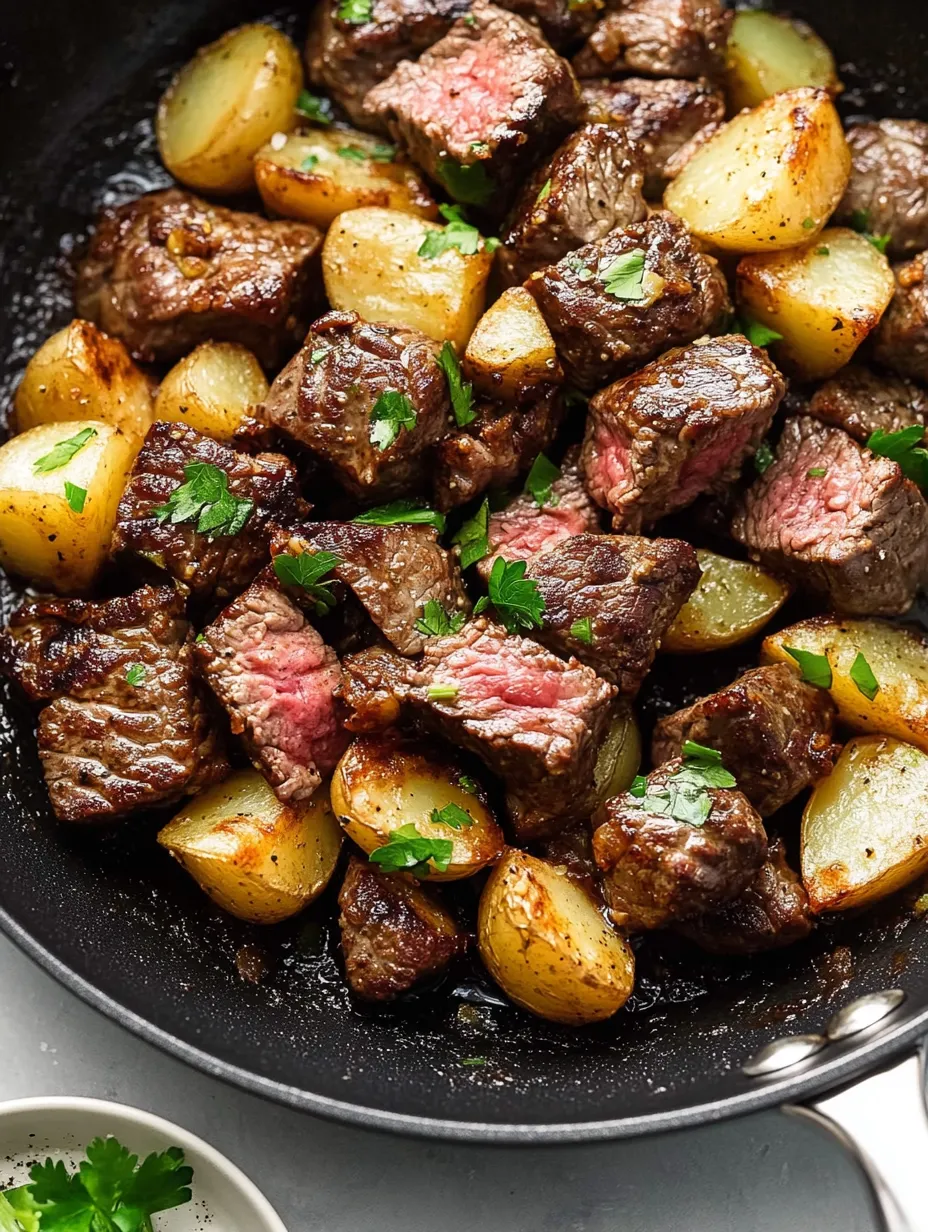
(762, 617), (928, 753)
(331, 735), (504, 880)
(159, 769), (342, 924)
(663, 549), (790, 653)
(591, 706), (642, 808)
(477, 850), (635, 1025)
(157, 23), (303, 194)
(737, 228), (895, 380)
(14, 320), (153, 443)
(153, 342), (269, 443)
(463, 287), (561, 400)
(322, 207), (493, 352)
(255, 128), (437, 229)
(802, 736), (928, 912)
(664, 88), (850, 252)
(0, 420), (136, 593)
(725, 11), (841, 112)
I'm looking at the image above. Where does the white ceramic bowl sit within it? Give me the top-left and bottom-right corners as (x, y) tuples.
(0, 1096), (287, 1231)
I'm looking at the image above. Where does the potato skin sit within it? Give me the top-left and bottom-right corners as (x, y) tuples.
(725, 10), (840, 112)
(477, 850), (635, 1025)
(463, 287), (562, 401)
(153, 342), (269, 443)
(663, 550), (790, 653)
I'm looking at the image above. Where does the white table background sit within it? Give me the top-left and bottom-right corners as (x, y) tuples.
(0, 933), (886, 1230)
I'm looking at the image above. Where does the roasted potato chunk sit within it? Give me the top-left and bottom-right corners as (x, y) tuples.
(663, 88), (850, 252)
(725, 11), (841, 112)
(737, 228), (895, 380)
(331, 736), (504, 880)
(0, 420), (137, 593)
(158, 769), (342, 924)
(255, 129), (437, 229)
(157, 23), (303, 194)
(14, 320), (153, 444)
(477, 850), (635, 1025)
(663, 550), (790, 653)
(802, 736), (928, 912)
(463, 287), (562, 400)
(322, 207), (493, 352)
(763, 617), (928, 753)
(153, 342), (269, 443)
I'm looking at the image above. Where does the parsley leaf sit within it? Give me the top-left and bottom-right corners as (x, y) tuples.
(867, 423), (928, 490)
(785, 645), (832, 688)
(850, 651), (880, 701)
(536, 178), (552, 204)
(802, 216), (816, 230)
(310, 348), (328, 363)
(816, 245), (830, 256)
(736, 315), (784, 348)
(452, 499), (489, 569)
(64, 481), (87, 513)
(807, 467), (827, 478)
(337, 0), (373, 23)
(415, 599), (466, 637)
(300, 154), (319, 172)
(754, 440), (775, 474)
(629, 742), (735, 828)
(437, 340), (475, 426)
(273, 549), (342, 615)
(601, 247), (647, 301)
(369, 823), (453, 877)
(33, 427), (97, 474)
(353, 500), (446, 531)
(419, 204), (494, 259)
(482, 557), (545, 633)
(427, 682), (459, 701)
(570, 616), (593, 645)
(629, 774), (648, 797)
(436, 156), (493, 207)
(430, 802), (474, 830)
(524, 452), (560, 507)
(295, 90), (333, 125)
(849, 207), (891, 254)
(369, 390), (417, 451)
(125, 663), (146, 687)
(338, 145), (368, 161)
(370, 141), (396, 162)
(458, 774), (478, 794)
(153, 462), (253, 540)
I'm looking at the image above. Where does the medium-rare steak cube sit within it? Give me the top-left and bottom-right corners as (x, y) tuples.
(651, 664), (839, 817)
(261, 310), (451, 501)
(499, 123), (647, 285)
(338, 855), (465, 1000)
(0, 585), (226, 823)
(677, 839), (812, 955)
(305, 0), (469, 130)
(272, 520), (469, 656)
(573, 0), (732, 80)
(581, 75), (725, 196)
(495, 0), (599, 50)
(524, 211), (730, 391)
(364, 2), (581, 211)
(732, 415), (928, 616)
(836, 120), (928, 259)
(113, 421), (307, 601)
(341, 619), (616, 838)
(528, 533), (700, 692)
(807, 364), (928, 445)
(196, 576), (349, 802)
(76, 189), (321, 368)
(434, 386), (562, 510)
(591, 759), (767, 931)
(581, 335), (784, 532)
(873, 250), (928, 384)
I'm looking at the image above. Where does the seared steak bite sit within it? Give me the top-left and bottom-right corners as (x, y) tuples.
(581, 75), (725, 196)
(112, 421), (306, 601)
(260, 311), (451, 501)
(873, 250), (928, 384)
(341, 619), (616, 839)
(196, 576), (349, 802)
(807, 364), (928, 445)
(499, 124), (647, 286)
(75, 189), (321, 368)
(677, 839), (812, 955)
(592, 761), (767, 931)
(524, 211), (730, 391)
(305, 0), (469, 130)
(0, 585), (226, 823)
(652, 665), (839, 817)
(338, 855), (466, 1000)
(527, 533), (700, 692)
(581, 335), (784, 531)
(732, 415), (928, 616)
(271, 521), (469, 656)
(836, 120), (928, 259)
(364, 2), (582, 211)
(573, 0), (732, 81)
(495, 0), (599, 50)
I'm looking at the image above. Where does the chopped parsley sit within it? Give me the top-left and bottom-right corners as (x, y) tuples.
(569, 616), (594, 645)
(125, 663), (146, 686)
(850, 651), (879, 701)
(629, 741), (736, 828)
(463, 12), (477, 24)
(867, 423), (928, 490)
(816, 245), (830, 256)
(33, 426), (97, 474)
(437, 340), (475, 427)
(154, 462), (253, 540)
(436, 156), (493, 207)
(295, 91), (334, 125)
(419, 203), (495, 259)
(273, 549), (342, 615)
(427, 682), (460, 702)
(300, 154), (319, 172)
(337, 0), (373, 22)
(338, 145), (368, 162)
(784, 645), (832, 689)
(802, 216), (816, 230)
(474, 557), (545, 634)
(452, 498), (489, 569)
(369, 823), (452, 877)
(737, 316), (784, 348)
(630, 774), (647, 797)
(430, 802), (474, 830)
(369, 390), (417, 451)
(754, 439), (775, 474)
(524, 452), (560, 508)
(849, 208), (891, 254)
(353, 500), (445, 531)
(458, 774), (478, 795)
(310, 348), (328, 363)
(370, 142), (396, 162)
(535, 178), (552, 205)
(64, 481), (87, 513)
(601, 247), (647, 301)
(415, 599), (465, 637)
(461, 1055), (486, 1065)
(807, 467), (827, 478)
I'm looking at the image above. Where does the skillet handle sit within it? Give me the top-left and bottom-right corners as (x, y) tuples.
(784, 1045), (928, 1232)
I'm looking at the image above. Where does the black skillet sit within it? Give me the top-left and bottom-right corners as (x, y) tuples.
(2, 2), (928, 1226)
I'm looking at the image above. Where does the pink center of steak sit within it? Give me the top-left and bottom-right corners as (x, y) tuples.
(673, 419), (755, 509)
(488, 503), (593, 563)
(405, 40), (521, 146)
(585, 415), (632, 506)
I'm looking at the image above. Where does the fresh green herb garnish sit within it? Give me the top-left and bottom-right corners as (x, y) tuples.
(437, 340), (475, 427)
(427, 682), (460, 702)
(353, 500), (446, 531)
(524, 452), (560, 508)
(629, 774), (647, 797)
(64, 481), (87, 513)
(850, 651), (879, 701)
(419, 203), (492, 259)
(154, 462), (253, 540)
(369, 823), (452, 877)
(195, 632), (206, 644)
(295, 91), (334, 125)
(338, 145), (368, 162)
(754, 439), (775, 474)
(430, 802), (474, 830)
(369, 390), (417, 451)
(436, 156), (493, 207)
(536, 178), (552, 205)
(807, 467), (827, 478)
(802, 216), (816, 230)
(474, 557), (545, 634)
(785, 645), (833, 688)
(737, 316), (784, 348)
(461, 1055), (486, 1065)
(337, 0), (373, 22)
(629, 742), (736, 827)
(816, 245), (830, 256)
(868, 232), (891, 254)
(849, 208), (891, 254)
(310, 348), (328, 363)
(370, 142), (396, 162)
(273, 549), (342, 615)
(415, 599), (465, 637)
(300, 154), (319, 172)
(125, 663), (146, 686)
(458, 774), (478, 795)
(33, 426), (97, 474)
(867, 423), (928, 490)
(570, 616), (594, 645)
(453, 498), (489, 569)
(601, 247), (647, 301)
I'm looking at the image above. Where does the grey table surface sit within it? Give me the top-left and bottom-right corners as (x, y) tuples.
(0, 933), (883, 1232)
